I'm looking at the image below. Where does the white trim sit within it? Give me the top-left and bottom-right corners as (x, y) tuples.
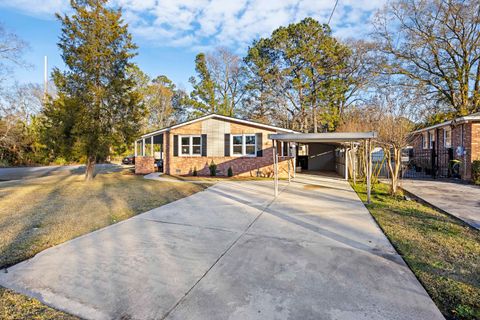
(443, 127), (452, 148)
(422, 132), (428, 149)
(231, 134), (257, 157)
(141, 114), (296, 138)
(179, 135), (202, 157)
(411, 112), (480, 134)
(429, 130), (435, 149)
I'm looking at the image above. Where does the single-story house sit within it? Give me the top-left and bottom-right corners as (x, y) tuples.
(134, 114), (297, 177)
(133, 114), (374, 178)
(410, 112), (480, 180)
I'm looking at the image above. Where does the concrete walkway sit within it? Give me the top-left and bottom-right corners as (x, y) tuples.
(401, 179), (480, 229)
(0, 174), (444, 320)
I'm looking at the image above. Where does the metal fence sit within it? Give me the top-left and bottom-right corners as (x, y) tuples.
(402, 143), (457, 179)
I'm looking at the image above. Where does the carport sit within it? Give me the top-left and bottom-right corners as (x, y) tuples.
(269, 132), (377, 203)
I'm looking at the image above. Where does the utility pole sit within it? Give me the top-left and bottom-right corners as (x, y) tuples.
(44, 56), (48, 98)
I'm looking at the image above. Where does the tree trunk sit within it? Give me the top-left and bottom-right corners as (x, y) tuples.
(85, 155), (96, 181)
(385, 146), (402, 195)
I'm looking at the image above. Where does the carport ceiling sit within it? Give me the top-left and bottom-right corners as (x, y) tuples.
(268, 132), (377, 144)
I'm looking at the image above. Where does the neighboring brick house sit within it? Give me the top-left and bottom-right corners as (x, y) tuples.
(134, 114), (296, 177)
(410, 112), (480, 180)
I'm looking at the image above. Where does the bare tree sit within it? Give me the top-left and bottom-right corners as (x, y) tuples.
(373, 0), (480, 116)
(205, 47), (248, 116)
(0, 23), (29, 83)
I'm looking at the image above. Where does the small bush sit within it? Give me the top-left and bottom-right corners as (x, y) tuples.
(193, 167), (197, 176)
(52, 157), (68, 166)
(472, 160), (480, 185)
(227, 166), (233, 177)
(0, 159), (10, 167)
(209, 161), (217, 176)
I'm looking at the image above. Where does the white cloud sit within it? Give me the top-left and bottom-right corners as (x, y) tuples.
(0, 0), (387, 51)
(0, 0), (68, 17)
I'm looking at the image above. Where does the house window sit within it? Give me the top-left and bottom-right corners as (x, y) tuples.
(429, 130), (435, 149)
(231, 134), (256, 156)
(444, 128), (452, 148)
(422, 132), (428, 149)
(180, 135), (201, 156)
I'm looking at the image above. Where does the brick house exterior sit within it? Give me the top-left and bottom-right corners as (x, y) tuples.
(135, 114), (295, 177)
(410, 112), (480, 180)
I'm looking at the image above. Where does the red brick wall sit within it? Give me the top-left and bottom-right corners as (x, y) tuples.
(135, 156), (155, 174)
(411, 122), (478, 180)
(165, 120), (293, 177)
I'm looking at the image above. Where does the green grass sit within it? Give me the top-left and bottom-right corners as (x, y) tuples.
(0, 170), (208, 319)
(352, 182), (480, 320)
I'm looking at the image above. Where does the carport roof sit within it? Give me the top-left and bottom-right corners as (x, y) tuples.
(268, 132), (377, 144)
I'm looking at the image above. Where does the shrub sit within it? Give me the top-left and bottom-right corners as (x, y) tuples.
(472, 160), (480, 185)
(193, 167), (197, 176)
(227, 166), (233, 177)
(0, 159), (10, 167)
(52, 157), (68, 166)
(209, 161), (217, 176)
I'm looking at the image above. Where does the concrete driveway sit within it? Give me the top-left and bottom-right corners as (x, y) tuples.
(0, 163), (124, 181)
(401, 179), (480, 229)
(0, 174), (444, 320)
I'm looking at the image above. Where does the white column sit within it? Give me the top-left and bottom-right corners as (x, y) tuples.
(345, 147), (349, 180)
(288, 153), (291, 183)
(275, 149), (279, 197)
(366, 139), (372, 204)
(273, 140), (278, 197)
(293, 143), (296, 179)
(142, 138), (145, 156)
(151, 136), (154, 157)
(352, 143), (356, 185)
(134, 140), (138, 157)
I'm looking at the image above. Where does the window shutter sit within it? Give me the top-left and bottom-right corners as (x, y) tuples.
(201, 134), (207, 156)
(224, 134), (230, 156)
(256, 133), (263, 157)
(173, 135), (178, 157)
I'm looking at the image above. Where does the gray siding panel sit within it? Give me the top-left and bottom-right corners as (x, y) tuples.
(202, 118), (231, 156)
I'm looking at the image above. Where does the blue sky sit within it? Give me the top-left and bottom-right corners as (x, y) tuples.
(0, 0), (385, 91)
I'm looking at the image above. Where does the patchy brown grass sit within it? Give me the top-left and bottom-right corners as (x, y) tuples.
(0, 170), (207, 318)
(353, 182), (480, 320)
(0, 287), (79, 320)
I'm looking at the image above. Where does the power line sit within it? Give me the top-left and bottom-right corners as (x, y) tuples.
(327, 0), (340, 25)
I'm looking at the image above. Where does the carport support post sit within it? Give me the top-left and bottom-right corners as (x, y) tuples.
(351, 142), (356, 186)
(292, 143), (296, 179)
(142, 138), (146, 156)
(273, 140), (279, 197)
(134, 140), (138, 157)
(288, 154), (291, 183)
(366, 139), (372, 204)
(345, 147), (349, 181)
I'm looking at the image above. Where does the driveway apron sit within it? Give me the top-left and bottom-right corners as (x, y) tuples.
(0, 174), (444, 320)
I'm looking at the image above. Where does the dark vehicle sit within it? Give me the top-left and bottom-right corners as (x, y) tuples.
(122, 155), (135, 165)
(155, 159), (163, 172)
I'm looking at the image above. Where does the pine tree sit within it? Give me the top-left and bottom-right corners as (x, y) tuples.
(50, 0), (143, 180)
(188, 53), (217, 116)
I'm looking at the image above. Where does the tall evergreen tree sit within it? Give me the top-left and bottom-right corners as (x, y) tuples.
(245, 18), (351, 132)
(47, 0), (142, 180)
(188, 53), (217, 116)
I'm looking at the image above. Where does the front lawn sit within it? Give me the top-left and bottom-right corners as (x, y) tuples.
(0, 170), (207, 319)
(353, 182), (480, 320)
